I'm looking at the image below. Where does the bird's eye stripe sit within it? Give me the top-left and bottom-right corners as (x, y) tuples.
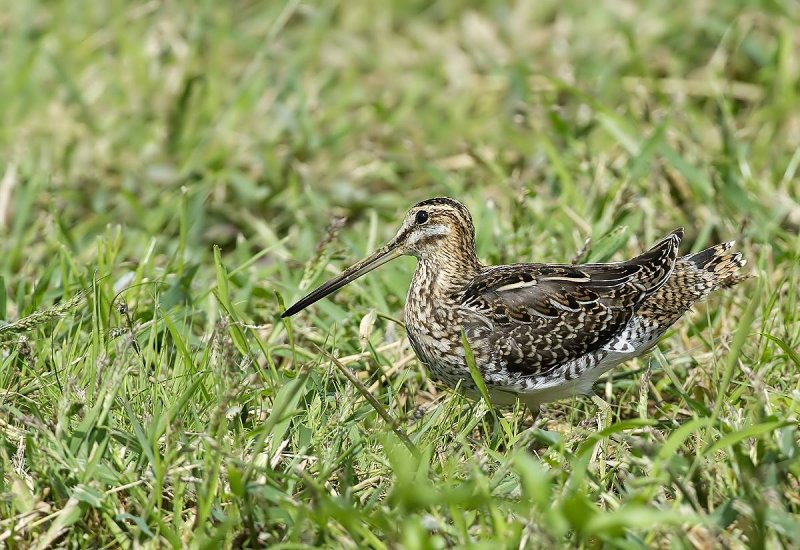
(415, 210), (429, 224)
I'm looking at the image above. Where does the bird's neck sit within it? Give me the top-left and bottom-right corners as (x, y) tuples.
(412, 248), (481, 299)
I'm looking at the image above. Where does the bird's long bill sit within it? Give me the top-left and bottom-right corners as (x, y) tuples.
(281, 243), (403, 318)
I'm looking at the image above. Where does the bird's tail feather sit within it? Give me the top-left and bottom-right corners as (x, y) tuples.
(637, 240), (748, 325)
(684, 241), (748, 290)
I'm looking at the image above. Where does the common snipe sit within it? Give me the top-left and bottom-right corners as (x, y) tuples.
(282, 198), (747, 410)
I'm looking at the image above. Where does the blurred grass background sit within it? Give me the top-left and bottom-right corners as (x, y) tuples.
(0, 0), (799, 547)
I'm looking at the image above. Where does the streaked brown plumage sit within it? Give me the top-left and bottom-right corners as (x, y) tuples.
(282, 197), (747, 409)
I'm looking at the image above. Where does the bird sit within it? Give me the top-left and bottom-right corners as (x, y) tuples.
(281, 197), (747, 411)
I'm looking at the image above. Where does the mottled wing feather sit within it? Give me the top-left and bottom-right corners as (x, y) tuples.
(461, 228), (683, 375)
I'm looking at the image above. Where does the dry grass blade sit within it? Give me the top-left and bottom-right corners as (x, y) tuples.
(314, 344), (420, 458)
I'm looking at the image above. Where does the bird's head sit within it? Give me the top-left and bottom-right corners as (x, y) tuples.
(281, 197), (477, 317)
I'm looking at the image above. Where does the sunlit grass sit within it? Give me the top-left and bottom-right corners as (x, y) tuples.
(1, 0), (799, 547)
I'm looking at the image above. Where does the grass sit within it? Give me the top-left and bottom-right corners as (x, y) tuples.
(1, 0), (799, 547)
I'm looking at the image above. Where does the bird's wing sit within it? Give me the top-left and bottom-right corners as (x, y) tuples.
(460, 228), (683, 375)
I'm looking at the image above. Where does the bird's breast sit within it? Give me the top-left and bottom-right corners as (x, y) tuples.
(404, 286), (479, 388)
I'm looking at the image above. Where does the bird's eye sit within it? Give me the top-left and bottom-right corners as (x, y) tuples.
(415, 210), (429, 224)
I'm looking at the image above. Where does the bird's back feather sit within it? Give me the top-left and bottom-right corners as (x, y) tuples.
(460, 228), (685, 375)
